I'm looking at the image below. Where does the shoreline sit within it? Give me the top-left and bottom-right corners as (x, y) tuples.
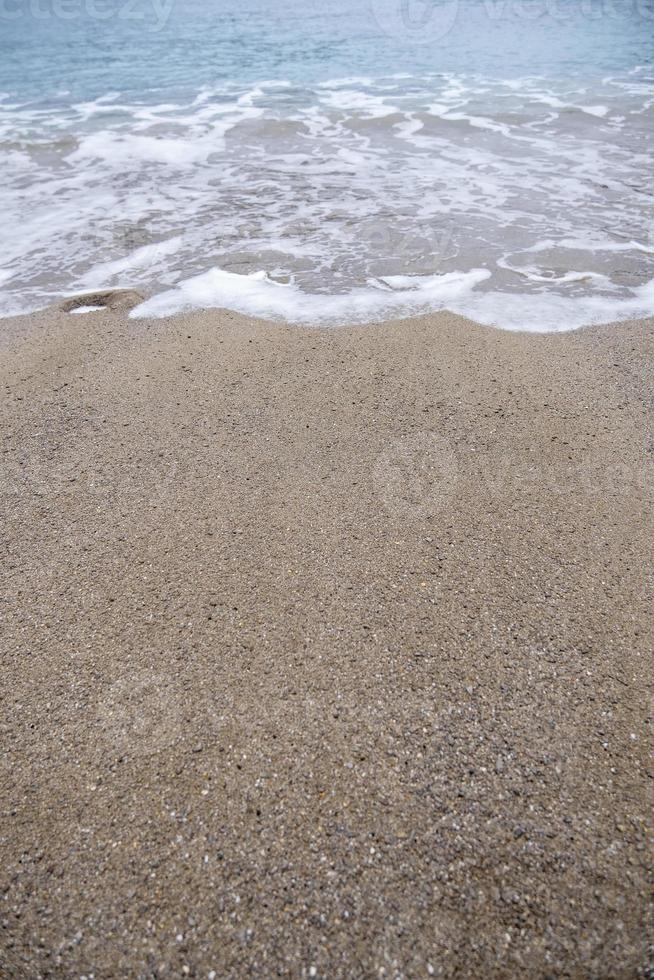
(1, 303), (652, 977)
(5, 274), (654, 334)
(4, 288), (654, 338)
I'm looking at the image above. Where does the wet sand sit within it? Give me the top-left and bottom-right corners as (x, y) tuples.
(1, 301), (652, 978)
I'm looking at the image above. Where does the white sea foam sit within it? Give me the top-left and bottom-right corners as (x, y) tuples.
(78, 237), (186, 289)
(129, 267), (654, 332)
(1, 69), (652, 331)
(131, 268), (492, 321)
(69, 304), (105, 314)
(320, 90), (398, 117)
(455, 277), (654, 332)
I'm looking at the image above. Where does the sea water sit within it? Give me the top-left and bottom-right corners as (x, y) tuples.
(1, 0), (653, 329)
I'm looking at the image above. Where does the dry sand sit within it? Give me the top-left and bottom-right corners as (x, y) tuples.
(0, 298), (652, 978)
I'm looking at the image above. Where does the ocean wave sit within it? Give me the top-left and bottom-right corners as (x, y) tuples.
(1, 70), (652, 330)
(129, 266), (654, 332)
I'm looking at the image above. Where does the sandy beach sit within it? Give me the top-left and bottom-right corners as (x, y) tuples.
(1, 299), (652, 978)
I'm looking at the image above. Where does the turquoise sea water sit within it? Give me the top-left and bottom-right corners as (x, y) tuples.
(1, 0), (653, 327)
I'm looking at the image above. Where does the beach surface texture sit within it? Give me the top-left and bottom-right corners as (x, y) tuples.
(1, 303), (652, 978)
